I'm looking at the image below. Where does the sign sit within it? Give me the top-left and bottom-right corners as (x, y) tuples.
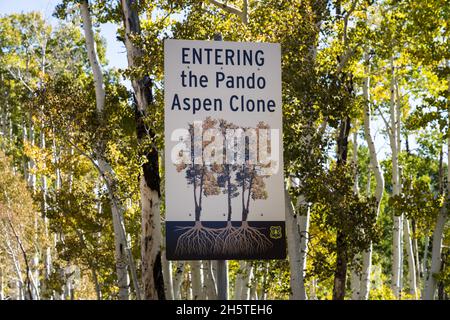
(164, 39), (285, 260)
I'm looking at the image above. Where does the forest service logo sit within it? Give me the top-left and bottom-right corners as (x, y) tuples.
(269, 226), (282, 239)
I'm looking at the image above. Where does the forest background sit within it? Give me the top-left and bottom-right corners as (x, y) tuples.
(0, 0), (448, 300)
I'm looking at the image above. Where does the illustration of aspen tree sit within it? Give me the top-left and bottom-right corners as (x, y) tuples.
(233, 123), (272, 254)
(214, 119), (239, 252)
(424, 62), (450, 300)
(80, 0), (140, 300)
(175, 118), (220, 255)
(360, 49), (384, 300)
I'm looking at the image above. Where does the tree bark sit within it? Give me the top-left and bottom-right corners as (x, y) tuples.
(296, 194), (310, 300)
(161, 250), (173, 300)
(172, 262), (185, 300)
(120, 0), (165, 300)
(421, 235), (430, 296)
(285, 189), (303, 299)
(202, 261), (218, 300)
(190, 261), (203, 300)
(80, 0), (141, 300)
(332, 116), (351, 300)
(424, 207), (447, 299)
(403, 219), (417, 298)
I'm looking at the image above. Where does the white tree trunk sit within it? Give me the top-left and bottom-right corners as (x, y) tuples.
(40, 130), (52, 298)
(403, 219), (418, 298)
(360, 51), (385, 300)
(285, 189), (303, 300)
(388, 58), (402, 298)
(423, 209), (447, 299)
(249, 267), (257, 300)
(120, 0), (164, 299)
(80, 1), (105, 113)
(32, 213), (40, 300)
(421, 235), (430, 296)
(309, 278), (317, 300)
(239, 262), (252, 300)
(161, 249), (173, 300)
(202, 261), (217, 300)
(80, 0), (136, 300)
(108, 192), (130, 300)
(172, 262), (185, 300)
(28, 116), (36, 191)
(413, 234), (421, 287)
(233, 261), (246, 300)
(139, 178), (162, 299)
(3, 228), (24, 299)
(36, 35), (51, 299)
(296, 194), (310, 300)
(190, 261), (203, 300)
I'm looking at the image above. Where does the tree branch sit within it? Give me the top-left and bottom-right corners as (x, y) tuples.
(208, 0), (248, 24)
(6, 68), (34, 94)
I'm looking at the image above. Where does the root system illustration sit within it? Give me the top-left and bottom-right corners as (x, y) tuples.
(174, 221), (221, 256)
(175, 221), (273, 257)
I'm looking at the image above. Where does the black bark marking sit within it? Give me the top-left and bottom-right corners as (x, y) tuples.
(153, 251), (166, 300)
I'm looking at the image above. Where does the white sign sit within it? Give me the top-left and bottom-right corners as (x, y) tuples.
(164, 39), (285, 260)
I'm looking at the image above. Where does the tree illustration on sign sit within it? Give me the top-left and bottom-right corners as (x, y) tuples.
(231, 121), (273, 254)
(213, 119), (240, 254)
(173, 118), (275, 257)
(174, 117), (220, 256)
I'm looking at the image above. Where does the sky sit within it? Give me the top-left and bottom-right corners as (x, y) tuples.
(0, 0), (403, 162)
(0, 0), (128, 70)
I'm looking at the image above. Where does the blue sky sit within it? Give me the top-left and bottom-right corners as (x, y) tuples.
(0, 0), (127, 70)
